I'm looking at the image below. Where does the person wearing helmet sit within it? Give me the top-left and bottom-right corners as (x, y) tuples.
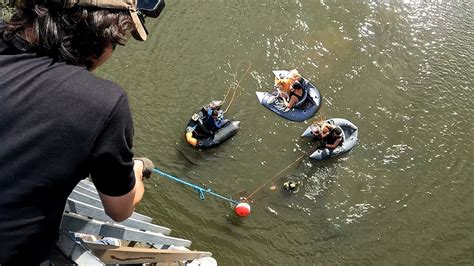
(0, 0), (164, 264)
(310, 120), (343, 149)
(185, 100), (228, 147)
(310, 123), (324, 140)
(203, 100), (227, 132)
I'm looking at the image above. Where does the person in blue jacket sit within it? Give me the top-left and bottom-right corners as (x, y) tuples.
(185, 100), (228, 147)
(202, 100), (226, 133)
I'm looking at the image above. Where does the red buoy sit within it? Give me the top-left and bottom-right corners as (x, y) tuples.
(234, 202), (251, 217)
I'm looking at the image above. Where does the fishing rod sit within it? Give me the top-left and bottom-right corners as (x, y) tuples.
(222, 60), (252, 113)
(243, 152), (307, 201)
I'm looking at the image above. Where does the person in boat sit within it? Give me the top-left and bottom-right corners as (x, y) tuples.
(201, 100), (227, 133)
(310, 123), (324, 141)
(310, 122), (343, 149)
(283, 81), (305, 111)
(323, 126), (344, 149)
(185, 100), (227, 147)
(277, 69), (302, 86)
(271, 69), (303, 103)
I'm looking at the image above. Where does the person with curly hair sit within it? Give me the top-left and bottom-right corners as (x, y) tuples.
(0, 0), (164, 264)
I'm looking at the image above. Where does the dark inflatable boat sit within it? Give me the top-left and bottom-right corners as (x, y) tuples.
(185, 109), (240, 148)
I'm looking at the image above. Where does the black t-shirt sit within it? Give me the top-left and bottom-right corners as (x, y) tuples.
(0, 36), (136, 264)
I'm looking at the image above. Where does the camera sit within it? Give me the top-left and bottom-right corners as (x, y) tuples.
(138, 0), (165, 18)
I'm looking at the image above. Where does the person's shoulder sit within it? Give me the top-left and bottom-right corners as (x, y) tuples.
(63, 64), (121, 87)
(46, 63), (129, 116)
(53, 63), (126, 100)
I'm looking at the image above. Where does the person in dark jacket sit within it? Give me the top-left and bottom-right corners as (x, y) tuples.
(324, 126), (344, 149)
(202, 100), (226, 133)
(185, 100), (227, 147)
(310, 122), (344, 149)
(0, 0), (164, 264)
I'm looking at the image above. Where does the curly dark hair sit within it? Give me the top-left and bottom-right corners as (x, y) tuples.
(2, 2), (132, 68)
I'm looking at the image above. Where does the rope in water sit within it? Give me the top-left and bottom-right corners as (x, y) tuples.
(152, 168), (240, 205)
(223, 60), (252, 113)
(244, 152), (307, 201)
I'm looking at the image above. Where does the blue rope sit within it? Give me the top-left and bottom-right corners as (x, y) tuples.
(152, 168), (240, 205)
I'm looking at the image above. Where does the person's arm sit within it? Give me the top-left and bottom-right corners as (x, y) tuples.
(286, 95), (298, 109)
(98, 160), (145, 222)
(89, 93), (144, 222)
(325, 137), (342, 149)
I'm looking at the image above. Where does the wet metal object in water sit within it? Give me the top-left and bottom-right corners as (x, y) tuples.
(255, 70), (322, 122)
(302, 118), (358, 160)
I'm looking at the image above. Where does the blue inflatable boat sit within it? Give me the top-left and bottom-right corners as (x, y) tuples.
(256, 70), (321, 122)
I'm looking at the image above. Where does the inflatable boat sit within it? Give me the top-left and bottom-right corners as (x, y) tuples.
(301, 118), (358, 160)
(256, 70), (321, 122)
(185, 113), (240, 149)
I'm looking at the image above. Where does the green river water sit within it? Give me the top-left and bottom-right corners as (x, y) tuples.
(5, 0), (471, 264)
(97, 1), (474, 264)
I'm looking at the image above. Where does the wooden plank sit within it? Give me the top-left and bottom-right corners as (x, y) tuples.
(84, 242), (211, 264)
(65, 199), (170, 235)
(60, 213), (191, 247)
(68, 190), (153, 223)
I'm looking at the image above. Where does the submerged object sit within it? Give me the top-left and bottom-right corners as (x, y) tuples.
(234, 202), (251, 217)
(283, 180), (300, 192)
(255, 70), (321, 122)
(302, 118), (358, 160)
